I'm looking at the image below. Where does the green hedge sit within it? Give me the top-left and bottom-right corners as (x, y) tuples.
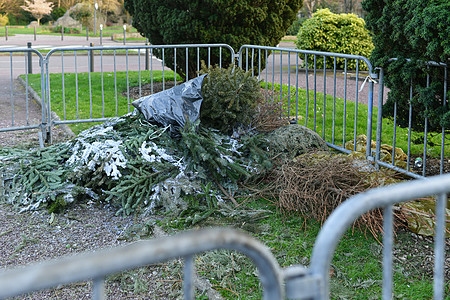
(296, 9), (373, 70)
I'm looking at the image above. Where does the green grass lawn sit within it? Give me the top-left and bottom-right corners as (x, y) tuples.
(0, 25), (140, 38)
(157, 198), (442, 299)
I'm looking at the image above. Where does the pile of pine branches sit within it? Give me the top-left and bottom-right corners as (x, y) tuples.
(0, 113), (271, 216)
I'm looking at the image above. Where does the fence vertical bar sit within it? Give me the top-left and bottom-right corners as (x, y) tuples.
(271, 50), (275, 93)
(323, 56), (326, 139)
(75, 51), (79, 120)
(44, 57), (52, 143)
(89, 46), (93, 119)
(332, 57), (337, 144)
(145, 43), (149, 70)
(151, 48), (154, 93)
(382, 205), (393, 300)
(92, 277), (106, 300)
(375, 68), (384, 163)
(114, 50), (118, 117)
(305, 54), (309, 127)
(423, 71), (430, 176)
(366, 76), (374, 158)
(196, 47), (200, 74)
(27, 42), (32, 74)
(138, 48), (142, 98)
(24, 53), (29, 125)
(354, 60), (359, 152)
(174, 48), (177, 86)
(287, 51), (291, 118)
(101, 49), (104, 118)
(61, 52), (66, 120)
(186, 47), (189, 81)
(440, 67), (447, 175)
(433, 193), (447, 299)
(162, 48), (165, 90)
(258, 48), (261, 81)
(251, 48), (255, 77)
(295, 53), (299, 122)
(184, 255), (194, 300)
(265, 49), (268, 92)
(40, 56), (47, 146)
(126, 49), (130, 112)
(343, 59), (348, 148)
(9, 53), (14, 126)
(208, 47), (211, 68)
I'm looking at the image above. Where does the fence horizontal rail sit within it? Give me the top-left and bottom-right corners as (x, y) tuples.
(0, 228), (282, 300)
(309, 173), (450, 299)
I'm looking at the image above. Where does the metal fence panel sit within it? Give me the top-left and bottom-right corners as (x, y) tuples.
(375, 61), (448, 179)
(0, 48), (47, 146)
(41, 44), (234, 138)
(238, 45), (383, 159)
(306, 173), (450, 300)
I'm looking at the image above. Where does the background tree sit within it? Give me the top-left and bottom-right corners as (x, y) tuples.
(20, 0), (53, 25)
(124, 0), (302, 79)
(362, 0), (450, 132)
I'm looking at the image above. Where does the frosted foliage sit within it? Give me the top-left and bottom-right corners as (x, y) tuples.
(67, 125), (127, 180)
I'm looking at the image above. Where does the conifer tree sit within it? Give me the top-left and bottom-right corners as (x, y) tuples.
(124, 0), (302, 79)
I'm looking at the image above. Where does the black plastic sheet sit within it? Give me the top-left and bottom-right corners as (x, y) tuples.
(132, 75), (206, 136)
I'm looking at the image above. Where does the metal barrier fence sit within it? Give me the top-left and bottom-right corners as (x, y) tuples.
(238, 45), (448, 179)
(375, 61), (448, 178)
(238, 45), (381, 159)
(0, 43), (447, 174)
(0, 44), (234, 145)
(0, 174), (448, 299)
(0, 48), (48, 146)
(42, 44), (235, 142)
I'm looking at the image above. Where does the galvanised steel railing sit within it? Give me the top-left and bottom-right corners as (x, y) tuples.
(238, 45), (380, 159)
(0, 43), (447, 173)
(41, 44), (235, 142)
(0, 174), (448, 299)
(375, 61), (448, 178)
(0, 48), (48, 146)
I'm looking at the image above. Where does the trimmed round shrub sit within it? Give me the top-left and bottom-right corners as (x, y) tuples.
(0, 14), (8, 26)
(296, 8), (374, 70)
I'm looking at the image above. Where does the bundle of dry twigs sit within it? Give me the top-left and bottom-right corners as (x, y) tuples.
(260, 151), (406, 239)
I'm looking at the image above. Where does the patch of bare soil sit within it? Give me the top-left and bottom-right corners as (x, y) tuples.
(0, 201), (186, 299)
(124, 81), (177, 100)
